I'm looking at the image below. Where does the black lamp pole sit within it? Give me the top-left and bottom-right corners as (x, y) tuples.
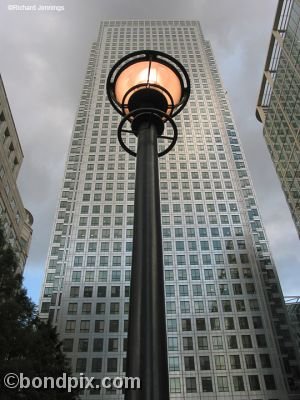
(127, 115), (169, 400)
(106, 50), (190, 400)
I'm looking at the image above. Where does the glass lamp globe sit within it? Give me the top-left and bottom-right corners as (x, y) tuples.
(114, 60), (182, 115)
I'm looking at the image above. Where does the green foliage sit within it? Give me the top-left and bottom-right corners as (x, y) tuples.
(0, 228), (79, 399)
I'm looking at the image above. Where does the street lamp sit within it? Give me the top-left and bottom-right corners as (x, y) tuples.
(107, 50), (190, 400)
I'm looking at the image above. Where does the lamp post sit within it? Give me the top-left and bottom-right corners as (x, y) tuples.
(107, 50), (190, 400)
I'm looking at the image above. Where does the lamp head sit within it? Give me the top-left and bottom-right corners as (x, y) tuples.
(107, 50), (190, 119)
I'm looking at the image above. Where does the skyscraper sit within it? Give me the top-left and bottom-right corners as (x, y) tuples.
(40, 20), (300, 399)
(0, 75), (33, 272)
(256, 0), (300, 237)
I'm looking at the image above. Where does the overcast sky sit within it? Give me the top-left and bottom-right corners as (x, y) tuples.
(0, 0), (299, 304)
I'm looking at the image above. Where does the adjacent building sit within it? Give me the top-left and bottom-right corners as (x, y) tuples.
(286, 296), (300, 352)
(0, 75), (33, 272)
(40, 20), (300, 399)
(256, 0), (300, 237)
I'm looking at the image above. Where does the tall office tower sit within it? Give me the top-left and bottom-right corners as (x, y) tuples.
(0, 75), (33, 272)
(40, 20), (300, 399)
(256, 0), (300, 238)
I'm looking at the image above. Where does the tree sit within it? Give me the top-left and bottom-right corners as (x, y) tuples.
(0, 227), (79, 399)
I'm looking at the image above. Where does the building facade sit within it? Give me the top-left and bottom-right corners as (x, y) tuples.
(40, 20), (299, 399)
(0, 75), (33, 272)
(286, 296), (300, 354)
(256, 0), (300, 237)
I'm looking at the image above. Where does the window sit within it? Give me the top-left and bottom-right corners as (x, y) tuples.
(236, 299), (246, 312)
(253, 316), (263, 329)
(264, 375), (276, 390)
(78, 339), (88, 352)
(65, 320), (75, 333)
(97, 286), (106, 297)
(256, 334), (267, 348)
(166, 302), (176, 314)
(83, 286), (93, 297)
(111, 286), (120, 297)
(206, 284), (215, 296)
(197, 336), (208, 350)
(238, 317), (249, 329)
(76, 358), (87, 372)
(184, 356), (195, 371)
(108, 338), (118, 352)
(210, 318), (220, 330)
(85, 271), (94, 282)
(179, 285), (188, 296)
(186, 377), (197, 393)
(191, 269), (200, 280)
(165, 285), (175, 297)
(72, 271), (81, 282)
(249, 299), (260, 311)
(107, 358), (118, 372)
(110, 302), (120, 315)
(91, 358), (102, 373)
(167, 319), (177, 332)
(109, 320), (119, 332)
(227, 335), (238, 349)
(70, 286), (79, 298)
(215, 355), (226, 370)
(204, 269), (213, 280)
(212, 336), (223, 350)
(233, 284), (242, 295)
(68, 302), (77, 315)
(219, 284), (229, 295)
(73, 257), (83, 268)
(200, 356), (210, 370)
(222, 300), (232, 312)
(246, 283), (256, 294)
(196, 318), (206, 331)
(183, 337), (193, 351)
(233, 376), (245, 391)
(208, 300), (218, 312)
(168, 337), (178, 351)
(230, 355), (241, 369)
(245, 354), (256, 369)
(248, 375), (260, 391)
(215, 254), (224, 264)
(200, 376), (213, 393)
(242, 335), (252, 348)
(178, 269), (187, 280)
(201, 241), (210, 251)
(93, 338), (103, 352)
(169, 356), (180, 371)
(217, 376), (229, 392)
(230, 268), (239, 279)
(111, 271), (121, 282)
(260, 354), (271, 368)
(193, 284), (202, 296)
(94, 320), (104, 333)
(82, 303), (91, 314)
(80, 320), (90, 333)
(182, 319), (191, 331)
(169, 377), (181, 393)
(180, 301), (190, 313)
